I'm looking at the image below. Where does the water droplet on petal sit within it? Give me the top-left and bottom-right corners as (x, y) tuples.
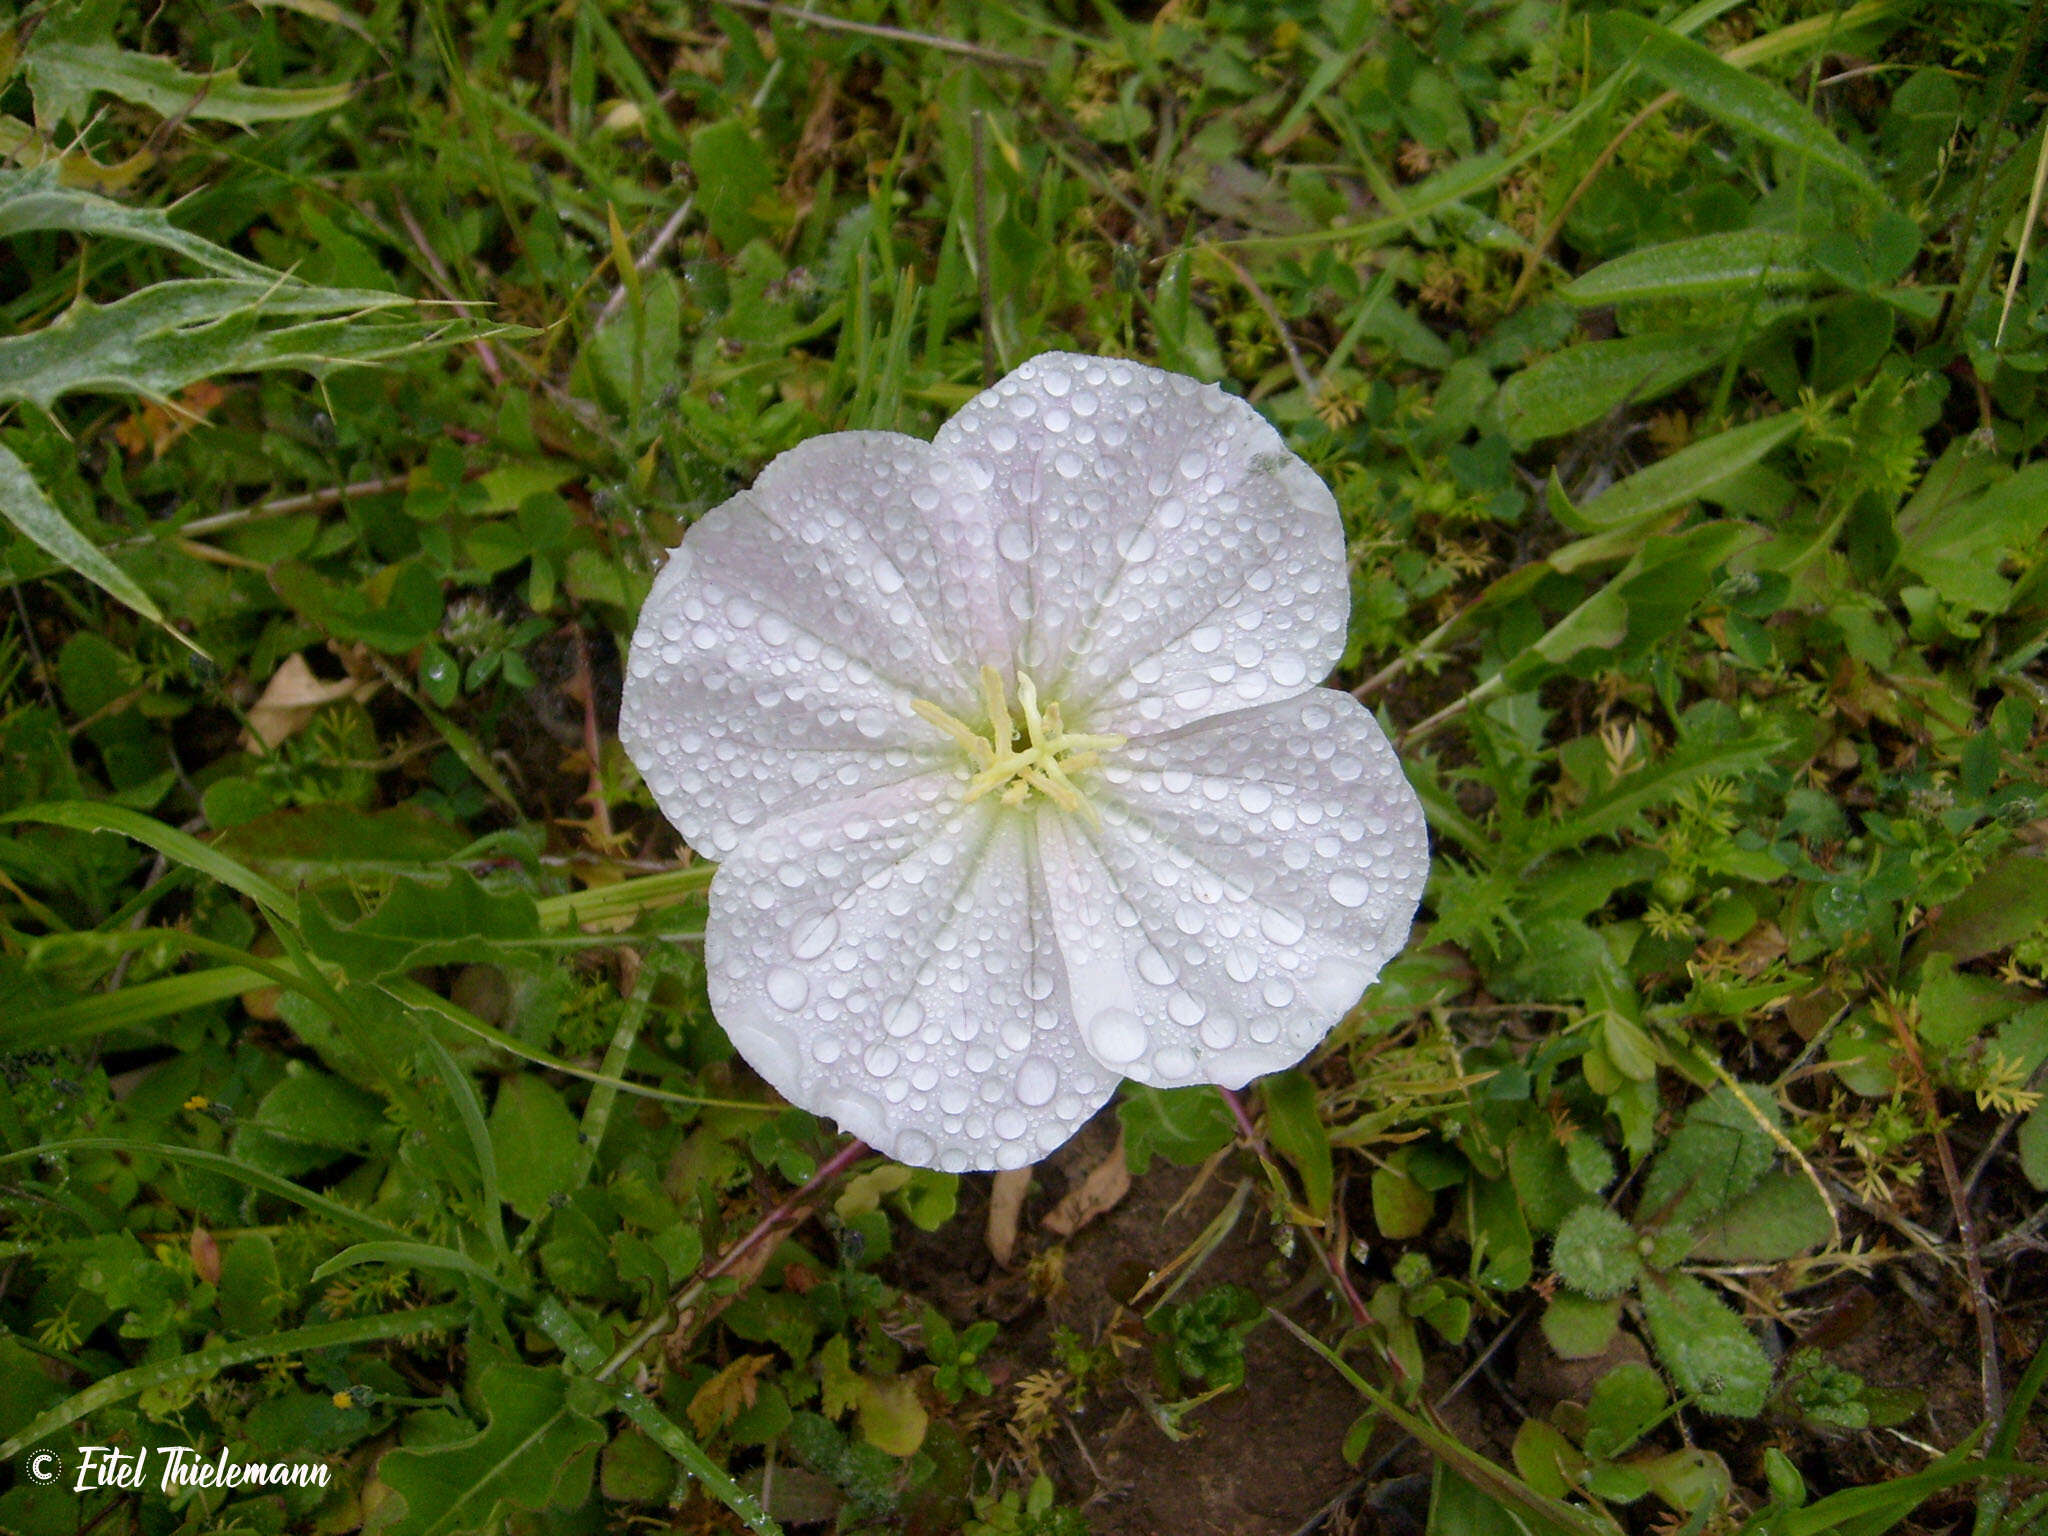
(791, 914), (839, 960)
(1238, 783), (1273, 815)
(998, 523), (1034, 561)
(765, 967), (809, 1010)
(1016, 1056), (1057, 1106)
(1085, 1007), (1147, 1065)
(1329, 871), (1373, 908)
(1260, 907), (1305, 946)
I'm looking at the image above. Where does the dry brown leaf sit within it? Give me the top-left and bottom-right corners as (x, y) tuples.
(242, 652), (375, 751)
(1041, 1132), (1130, 1238)
(985, 1167), (1031, 1268)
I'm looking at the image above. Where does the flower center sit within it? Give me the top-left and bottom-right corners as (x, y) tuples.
(912, 667), (1125, 824)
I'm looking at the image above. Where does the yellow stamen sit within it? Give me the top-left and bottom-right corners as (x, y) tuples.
(911, 667), (1124, 824)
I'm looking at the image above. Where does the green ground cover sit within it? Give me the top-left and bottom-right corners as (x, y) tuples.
(3, 0), (2048, 1531)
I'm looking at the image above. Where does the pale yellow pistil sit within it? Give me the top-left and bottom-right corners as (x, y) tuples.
(911, 667), (1125, 825)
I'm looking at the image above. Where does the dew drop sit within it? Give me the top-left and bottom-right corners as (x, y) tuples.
(1136, 946), (1177, 986)
(897, 1130), (936, 1165)
(994, 1106), (1028, 1141)
(1085, 1007), (1147, 1065)
(1016, 1056), (1058, 1106)
(765, 967), (809, 1011)
(791, 914), (839, 960)
(864, 1043), (900, 1078)
(998, 523), (1034, 561)
(1238, 783), (1273, 815)
(1260, 907), (1305, 946)
(1200, 1014), (1239, 1049)
(1329, 871), (1373, 908)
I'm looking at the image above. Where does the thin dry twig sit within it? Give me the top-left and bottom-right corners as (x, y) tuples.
(1204, 246), (1319, 402)
(1882, 1004), (2004, 1422)
(393, 194), (502, 385)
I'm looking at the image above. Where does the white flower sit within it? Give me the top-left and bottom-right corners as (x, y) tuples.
(621, 353), (1428, 1172)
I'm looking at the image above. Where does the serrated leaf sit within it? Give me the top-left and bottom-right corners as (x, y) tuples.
(0, 438), (177, 643)
(0, 279), (469, 413)
(1564, 231), (1812, 306)
(1596, 14), (1878, 191)
(371, 1362), (604, 1536)
(299, 869), (542, 979)
(688, 1355), (775, 1438)
(1637, 1271), (1773, 1417)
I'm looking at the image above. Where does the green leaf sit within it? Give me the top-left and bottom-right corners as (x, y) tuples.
(372, 1362), (604, 1536)
(233, 1063), (391, 1177)
(1908, 848), (2048, 966)
(299, 869), (543, 980)
(2, 801), (294, 919)
(1551, 1203), (1643, 1299)
(1261, 1070), (1334, 1217)
(1498, 332), (1729, 445)
(0, 1137), (411, 1243)
(1583, 1361), (1668, 1458)
(1118, 1084), (1234, 1174)
(1557, 413), (1804, 534)
(1563, 231), (1812, 306)
(854, 1375), (927, 1458)
(1596, 14), (1878, 191)
(0, 279), (473, 414)
(1894, 462), (2048, 612)
(689, 120), (777, 250)
(1637, 1084), (1779, 1230)
(310, 1240), (515, 1293)
(0, 164), (273, 275)
(2018, 1103), (2048, 1193)
(0, 439), (179, 642)
(1690, 1170), (1832, 1262)
(1637, 1271), (1773, 1417)
(487, 1076), (583, 1221)
(25, 0), (354, 129)
(1541, 1292), (1623, 1359)
(1373, 1166), (1435, 1240)
(0, 1303), (467, 1461)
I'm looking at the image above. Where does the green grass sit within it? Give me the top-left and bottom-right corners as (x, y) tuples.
(4, 1), (2048, 1533)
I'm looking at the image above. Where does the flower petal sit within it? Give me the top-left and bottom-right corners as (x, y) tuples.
(705, 773), (1117, 1171)
(622, 432), (1012, 857)
(933, 352), (1347, 731)
(1037, 690), (1428, 1087)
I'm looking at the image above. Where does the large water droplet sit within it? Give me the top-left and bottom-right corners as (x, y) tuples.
(1260, 907), (1305, 946)
(1085, 1007), (1147, 1065)
(883, 997), (925, 1037)
(1238, 783), (1274, 815)
(791, 914), (839, 961)
(766, 967), (809, 1011)
(1016, 1056), (1058, 1106)
(998, 523), (1034, 561)
(1329, 871), (1373, 908)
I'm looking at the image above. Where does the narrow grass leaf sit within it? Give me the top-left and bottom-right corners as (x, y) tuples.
(0, 1137), (414, 1242)
(0, 1303), (467, 1461)
(3, 801), (295, 918)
